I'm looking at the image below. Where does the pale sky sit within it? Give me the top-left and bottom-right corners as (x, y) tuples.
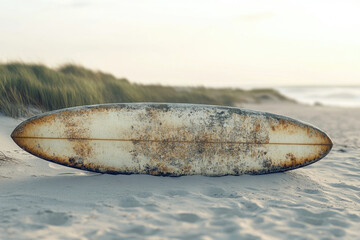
(0, 0), (359, 87)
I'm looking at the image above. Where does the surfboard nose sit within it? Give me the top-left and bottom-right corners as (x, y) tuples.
(322, 131), (333, 157)
(11, 124), (21, 137)
(11, 122), (23, 139)
(11, 113), (48, 146)
(298, 126), (333, 168)
(11, 122), (26, 148)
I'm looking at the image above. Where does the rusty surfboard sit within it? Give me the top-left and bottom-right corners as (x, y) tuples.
(11, 103), (332, 176)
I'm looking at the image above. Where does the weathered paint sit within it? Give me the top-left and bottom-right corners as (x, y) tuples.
(11, 103), (333, 176)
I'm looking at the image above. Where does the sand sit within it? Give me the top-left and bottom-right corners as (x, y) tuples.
(0, 103), (359, 240)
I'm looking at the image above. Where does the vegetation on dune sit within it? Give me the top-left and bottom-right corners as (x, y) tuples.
(0, 62), (293, 117)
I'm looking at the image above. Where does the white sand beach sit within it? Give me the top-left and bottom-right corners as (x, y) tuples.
(0, 103), (359, 239)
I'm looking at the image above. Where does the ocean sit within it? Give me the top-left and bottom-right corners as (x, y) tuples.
(276, 86), (360, 107)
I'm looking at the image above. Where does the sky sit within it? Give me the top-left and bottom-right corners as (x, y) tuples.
(0, 0), (359, 87)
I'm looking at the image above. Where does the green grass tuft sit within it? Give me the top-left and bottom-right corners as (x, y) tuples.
(0, 62), (293, 117)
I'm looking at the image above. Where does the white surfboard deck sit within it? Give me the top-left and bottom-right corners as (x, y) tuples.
(11, 103), (332, 176)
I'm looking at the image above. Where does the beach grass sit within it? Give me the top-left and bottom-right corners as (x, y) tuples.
(0, 62), (291, 117)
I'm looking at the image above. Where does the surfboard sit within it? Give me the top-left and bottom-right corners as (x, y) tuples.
(11, 103), (332, 176)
